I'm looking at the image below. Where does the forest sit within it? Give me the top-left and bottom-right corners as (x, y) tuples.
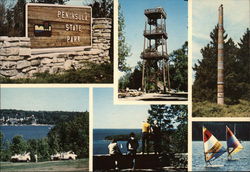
(192, 26), (249, 117)
(0, 111), (89, 162)
(0, 109), (86, 125)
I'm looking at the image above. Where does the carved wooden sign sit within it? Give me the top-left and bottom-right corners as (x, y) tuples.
(26, 3), (92, 50)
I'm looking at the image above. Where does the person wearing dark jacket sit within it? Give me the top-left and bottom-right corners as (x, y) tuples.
(151, 120), (162, 154)
(127, 132), (139, 156)
(127, 132), (139, 169)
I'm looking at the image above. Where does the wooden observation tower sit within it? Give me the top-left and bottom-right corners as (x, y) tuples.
(141, 7), (169, 93)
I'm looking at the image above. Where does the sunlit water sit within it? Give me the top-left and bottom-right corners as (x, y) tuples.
(192, 141), (250, 171)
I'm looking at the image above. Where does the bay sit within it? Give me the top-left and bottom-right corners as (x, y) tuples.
(0, 125), (53, 142)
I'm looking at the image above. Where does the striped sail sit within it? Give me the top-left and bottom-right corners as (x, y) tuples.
(203, 126), (226, 162)
(226, 126), (244, 157)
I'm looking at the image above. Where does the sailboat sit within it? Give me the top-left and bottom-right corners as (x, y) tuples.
(226, 125), (244, 160)
(203, 126), (226, 167)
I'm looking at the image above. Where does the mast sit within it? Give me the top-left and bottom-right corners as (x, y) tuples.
(202, 126), (208, 165)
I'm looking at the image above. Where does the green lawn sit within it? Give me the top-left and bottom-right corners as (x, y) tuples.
(193, 100), (250, 117)
(0, 159), (88, 171)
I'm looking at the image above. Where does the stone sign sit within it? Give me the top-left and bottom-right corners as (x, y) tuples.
(26, 3), (92, 49)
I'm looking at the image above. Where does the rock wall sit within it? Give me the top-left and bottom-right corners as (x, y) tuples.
(0, 18), (112, 79)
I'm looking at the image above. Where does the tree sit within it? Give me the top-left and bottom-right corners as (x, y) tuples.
(27, 139), (38, 162)
(30, 0), (68, 4)
(0, 132), (3, 160)
(193, 25), (237, 103)
(85, 0), (113, 18)
(193, 26), (249, 104)
(235, 28), (250, 101)
(37, 138), (50, 161)
(118, 72), (131, 90)
(47, 112), (89, 158)
(118, 4), (131, 72)
(169, 41), (188, 92)
(147, 105), (187, 166)
(10, 135), (27, 155)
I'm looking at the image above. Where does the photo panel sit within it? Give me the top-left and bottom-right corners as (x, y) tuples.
(116, 0), (188, 103)
(0, 87), (89, 171)
(192, 121), (250, 171)
(93, 88), (188, 171)
(192, 0), (250, 117)
(0, 0), (114, 84)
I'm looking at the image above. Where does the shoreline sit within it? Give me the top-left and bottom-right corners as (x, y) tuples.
(0, 124), (54, 127)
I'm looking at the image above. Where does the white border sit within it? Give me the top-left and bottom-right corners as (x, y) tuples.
(25, 3), (92, 55)
(89, 87), (93, 171)
(188, 0), (193, 171)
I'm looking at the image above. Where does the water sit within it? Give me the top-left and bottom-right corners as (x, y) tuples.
(93, 129), (141, 155)
(192, 141), (250, 171)
(0, 125), (52, 142)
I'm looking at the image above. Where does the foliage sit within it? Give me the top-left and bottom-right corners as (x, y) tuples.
(0, 131), (3, 160)
(193, 27), (250, 104)
(169, 41), (188, 92)
(85, 0), (113, 18)
(48, 112), (89, 158)
(147, 105), (187, 167)
(10, 135), (27, 155)
(30, 0), (68, 4)
(0, 62), (113, 83)
(37, 138), (50, 161)
(147, 105), (187, 153)
(0, 109), (84, 125)
(0, 0), (68, 36)
(193, 99), (250, 117)
(118, 4), (131, 72)
(119, 61), (143, 90)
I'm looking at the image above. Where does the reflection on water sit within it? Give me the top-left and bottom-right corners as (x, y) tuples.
(192, 141), (250, 171)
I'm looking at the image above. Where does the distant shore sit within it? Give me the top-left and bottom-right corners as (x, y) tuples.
(0, 124), (54, 127)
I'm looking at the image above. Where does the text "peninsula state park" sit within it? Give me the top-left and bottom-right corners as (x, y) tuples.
(57, 10), (89, 43)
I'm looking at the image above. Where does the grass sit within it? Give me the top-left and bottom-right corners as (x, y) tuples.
(0, 158), (88, 171)
(0, 62), (113, 83)
(193, 99), (250, 117)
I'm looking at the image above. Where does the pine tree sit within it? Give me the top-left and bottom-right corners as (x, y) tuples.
(192, 25), (240, 103)
(118, 4), (131, 72)
(235, 28), (250, 101)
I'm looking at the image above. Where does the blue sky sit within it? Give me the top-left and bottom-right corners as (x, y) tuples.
(192, 0), (249, 82)
(1, 88), (89, 112)
(120, 0), (188, 69)
(94, 88), (151, 129)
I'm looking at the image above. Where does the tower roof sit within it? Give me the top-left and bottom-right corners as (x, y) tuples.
(144, 7), (167, 19)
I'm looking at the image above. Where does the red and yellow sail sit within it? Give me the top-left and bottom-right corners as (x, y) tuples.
(203, 126), (226, 162)
(226, 126), (243, 157)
